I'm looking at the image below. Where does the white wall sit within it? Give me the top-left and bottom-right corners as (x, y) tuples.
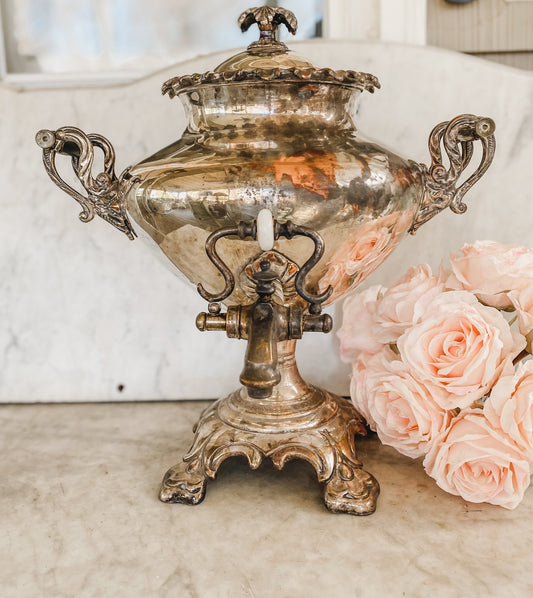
(2, 40), (533, 401)
(324, 0), (427, 44)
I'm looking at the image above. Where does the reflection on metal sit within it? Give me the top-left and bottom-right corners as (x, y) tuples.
(36, 5), (497, 516)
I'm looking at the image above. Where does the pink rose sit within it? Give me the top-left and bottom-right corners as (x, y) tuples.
(448, 241), (533, 309)
(337, 285), (385, 362)
(350, 351), (383, 430)
(356, 349), (451, 458)
(485, 359), (533, 462)
(373, 264), (444, 344)
(319, 222), (394, 304)
(397, 291), (525, 409)
(423, 410), (531, 509)
(509, 283), (533, 345)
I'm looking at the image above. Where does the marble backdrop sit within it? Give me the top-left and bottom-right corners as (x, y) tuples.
(2, 40), (533, 402)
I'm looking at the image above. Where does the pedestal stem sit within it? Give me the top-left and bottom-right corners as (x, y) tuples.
(272, 339), (308, 401)
(218, 338), (337, 432)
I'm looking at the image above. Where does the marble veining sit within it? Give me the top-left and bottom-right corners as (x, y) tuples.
(1, 401), (532, 597)
(1, 41), (533, 401)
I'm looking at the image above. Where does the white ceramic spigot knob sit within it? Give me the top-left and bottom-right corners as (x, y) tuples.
(257, 208), (275, 251)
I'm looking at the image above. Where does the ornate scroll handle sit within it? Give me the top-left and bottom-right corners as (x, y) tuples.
(238, 6), (297, 50)
(35, 126), (137, 240)
(409, 114), (496, 234)
(198, 219), (332, 312)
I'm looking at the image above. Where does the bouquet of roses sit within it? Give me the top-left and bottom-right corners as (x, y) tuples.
(338, 241), (533, 509)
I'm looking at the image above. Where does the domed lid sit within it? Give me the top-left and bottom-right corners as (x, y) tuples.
(162, 6), (380, 99)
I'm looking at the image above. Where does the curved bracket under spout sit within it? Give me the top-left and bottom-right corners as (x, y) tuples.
(198, 218), (332, 311)
(276, 221), (332, 310)
(36, 127), (137, 240)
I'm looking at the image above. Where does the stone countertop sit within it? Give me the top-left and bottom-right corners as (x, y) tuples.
(2, 401), (532, 598)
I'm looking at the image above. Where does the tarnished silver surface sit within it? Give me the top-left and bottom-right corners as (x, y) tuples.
(35, 5), (497, 516)
(125, 88), (423, 306)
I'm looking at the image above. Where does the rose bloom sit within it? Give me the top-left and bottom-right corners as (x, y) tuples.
(350, 351), (384, 430)
(448, 241), (533, 309)
(353, 349), (450, 458)
(319, 221), (393, 303)
(423, 410), (531, 509)
(373, 263), (444, 344)
(509, 283), (533, 343)
(485, 359), (533, 462)
(397, 291), (525, 409)
(337, 285), (385, 363)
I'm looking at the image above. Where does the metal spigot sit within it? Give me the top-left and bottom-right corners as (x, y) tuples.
(195, 220), (333, 399)
(240, 260), (281, 397)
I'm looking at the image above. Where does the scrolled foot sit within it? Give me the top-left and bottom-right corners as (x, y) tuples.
(324, 462), (379, 516)
(159, 461), (207, 505)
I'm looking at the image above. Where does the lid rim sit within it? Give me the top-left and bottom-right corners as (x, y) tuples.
(162, 67), (380, 99)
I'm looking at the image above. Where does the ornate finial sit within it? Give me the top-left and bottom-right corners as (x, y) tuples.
(238, 6), (298, 49)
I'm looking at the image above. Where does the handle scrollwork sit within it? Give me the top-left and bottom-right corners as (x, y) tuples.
(36, 126), (137, 240)
(409, 114), (496, 234)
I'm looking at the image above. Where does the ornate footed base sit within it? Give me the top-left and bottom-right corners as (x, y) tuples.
(160, 383), (379, 516)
